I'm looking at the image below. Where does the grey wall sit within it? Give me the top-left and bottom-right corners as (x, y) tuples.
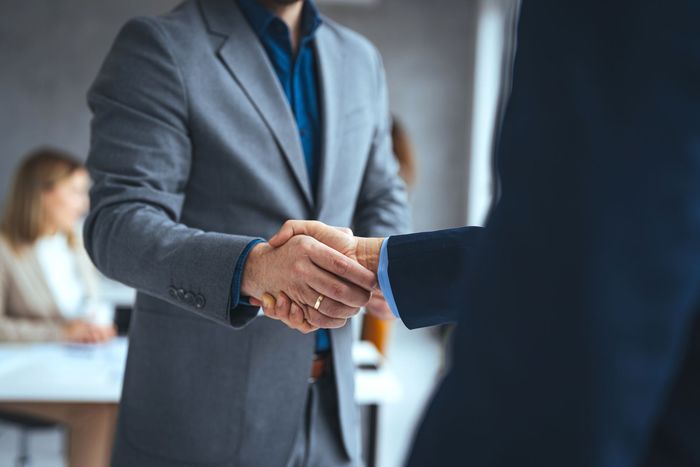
(0, 0), (179, 199)
(0, 0), (476, 231)
(320, 0), (476, 231)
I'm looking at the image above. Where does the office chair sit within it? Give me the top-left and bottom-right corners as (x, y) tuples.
(0, 411), (62, 467)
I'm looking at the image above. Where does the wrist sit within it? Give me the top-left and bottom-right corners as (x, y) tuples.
(356, 237), (384, 273)
(240, 242), (271, 298)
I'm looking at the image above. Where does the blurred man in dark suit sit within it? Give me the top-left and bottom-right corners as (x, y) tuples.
(259, 1), (700, 466)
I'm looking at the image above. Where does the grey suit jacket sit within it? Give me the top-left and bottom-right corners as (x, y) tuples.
(84, 0), (410, 465)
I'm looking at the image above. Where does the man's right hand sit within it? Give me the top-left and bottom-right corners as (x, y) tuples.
(241, 235), (377, 329)
(269, 220), (384, 273)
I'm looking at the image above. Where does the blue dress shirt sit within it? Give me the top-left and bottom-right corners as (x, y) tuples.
(233, 0), (330, 352)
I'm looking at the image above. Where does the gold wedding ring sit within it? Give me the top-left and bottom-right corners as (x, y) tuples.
(313, 294), (325, 311)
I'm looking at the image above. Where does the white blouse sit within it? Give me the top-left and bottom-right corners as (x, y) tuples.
(35, 233), (87, 320)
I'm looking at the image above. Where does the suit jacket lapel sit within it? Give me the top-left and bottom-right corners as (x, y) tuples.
(201, 0), (313, 207)
(314, 24), (346, 218)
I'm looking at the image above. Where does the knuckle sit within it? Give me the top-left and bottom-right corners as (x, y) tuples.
(315, 314), (329, 327)
(333, 257), (349, 275)
(304, 307), (317, 323)
(293, 238), (312, 255)
(290, 286), (307, 306)
(308, 316), (322, 328)
(301, 238), (316, 254)
(291, 260), (306, 276)
(330, 282), (346, 299)
(324, 302), (342, 319)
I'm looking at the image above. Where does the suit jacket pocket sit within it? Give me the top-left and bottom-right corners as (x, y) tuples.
(119, 306), (251, 464)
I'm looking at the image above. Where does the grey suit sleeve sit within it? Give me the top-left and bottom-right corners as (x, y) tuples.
(352, 48), (412, 238)
(84, 17), (260, 328)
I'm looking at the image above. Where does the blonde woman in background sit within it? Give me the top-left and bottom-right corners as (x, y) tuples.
(0, 148), (117, 467)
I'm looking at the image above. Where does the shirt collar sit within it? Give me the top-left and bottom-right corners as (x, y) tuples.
(237, 0), (322, 41)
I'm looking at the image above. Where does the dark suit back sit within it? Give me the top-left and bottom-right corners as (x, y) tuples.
(385, 1), (700, 466)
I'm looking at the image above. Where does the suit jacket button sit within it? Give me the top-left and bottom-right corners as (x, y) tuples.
(183, 292), (195, 305)
(194, 294), (206, 309)
(168, 286), (178, 298)
(176, 288), (186, 301)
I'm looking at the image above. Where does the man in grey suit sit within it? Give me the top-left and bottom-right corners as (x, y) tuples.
(84, 0), (410, 465)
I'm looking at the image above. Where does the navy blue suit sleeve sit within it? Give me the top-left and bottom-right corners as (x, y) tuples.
(386, 226), (485, 329)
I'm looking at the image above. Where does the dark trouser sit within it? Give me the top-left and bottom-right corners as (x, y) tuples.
(285, 374), (363, 467)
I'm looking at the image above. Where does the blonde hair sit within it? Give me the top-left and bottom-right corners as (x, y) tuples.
(0, 148), (85, 252)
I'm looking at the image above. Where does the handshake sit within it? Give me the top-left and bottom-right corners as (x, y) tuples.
(241, 220), (391, 333)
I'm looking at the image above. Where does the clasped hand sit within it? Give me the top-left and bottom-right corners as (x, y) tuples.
(241, 221), (391, 334)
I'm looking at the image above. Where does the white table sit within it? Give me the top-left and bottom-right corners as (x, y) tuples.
(0, 339), (400, 403)
(0, 338), (400, 466)
(0, 338), (128, 402)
